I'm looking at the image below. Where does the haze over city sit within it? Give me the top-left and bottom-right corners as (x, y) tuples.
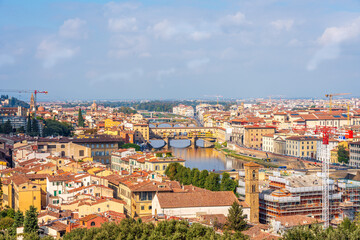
(1, 0), (360, 100)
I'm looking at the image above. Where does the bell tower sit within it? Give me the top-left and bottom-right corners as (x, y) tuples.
(244, 162), (260, 223)
(30, 93), (35, 112)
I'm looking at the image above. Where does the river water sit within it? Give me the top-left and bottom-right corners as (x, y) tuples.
(149, 139), (245, 171)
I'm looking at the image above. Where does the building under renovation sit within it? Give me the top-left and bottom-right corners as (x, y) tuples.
(259, 174), (342, 223)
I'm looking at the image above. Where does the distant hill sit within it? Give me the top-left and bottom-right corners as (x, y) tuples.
(0, 95), (30, 108)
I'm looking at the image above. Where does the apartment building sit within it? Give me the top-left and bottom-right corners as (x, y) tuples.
(243, 126), (276, 148)
(349, 142), (360, 167)
(286, 136), (319, 159)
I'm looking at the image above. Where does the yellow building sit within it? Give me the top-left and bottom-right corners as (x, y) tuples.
(133, 124), (149, 142)
(2, 174), (41, 212)
(286, 136), (320, 158)
(129, 181), (173, 218)
(244, 126), (276, 148)
(104, 119), (122, 129)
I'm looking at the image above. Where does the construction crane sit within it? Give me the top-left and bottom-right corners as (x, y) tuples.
(0, 89), (48, 118)
(325, 93), (351, 113)
(317, 126), (335, 228)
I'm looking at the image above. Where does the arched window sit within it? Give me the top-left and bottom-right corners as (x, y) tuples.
(90, 222), (95, 226)
(252, 170), (256, 180)
(252, 185), (256, 193)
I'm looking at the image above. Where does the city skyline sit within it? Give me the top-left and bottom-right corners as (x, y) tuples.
(1, 0), (360, 100)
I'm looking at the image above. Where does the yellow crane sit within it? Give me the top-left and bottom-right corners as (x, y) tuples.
(325, 93), (351, 113)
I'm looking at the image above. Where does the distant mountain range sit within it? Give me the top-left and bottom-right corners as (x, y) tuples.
(0, 95), (30, 108)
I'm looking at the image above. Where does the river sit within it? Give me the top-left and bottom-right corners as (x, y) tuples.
(149, 139), (245, 171)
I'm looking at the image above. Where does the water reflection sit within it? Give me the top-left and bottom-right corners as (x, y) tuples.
(148, 140), (245, 171)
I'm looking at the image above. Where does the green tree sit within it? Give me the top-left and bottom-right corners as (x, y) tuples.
(220, 172), (238, 192)
(121, 143), (141, 151)
(0, 217), (14, 231)
(198, 170), (209, 188)
(23, 206), (38, 234)
(338, 145), (349, 164)
(205, 172), (220, 191)
(78, 108), (85, 127)
(10, 210), (24, 236)
(226, 201), (247, 232)
(2, 120), (13, 134)
(31, 118), (39, 136)
(191, 168), (200, 186)
(26, 114), (32, 134)
(42, 119), (73, 137)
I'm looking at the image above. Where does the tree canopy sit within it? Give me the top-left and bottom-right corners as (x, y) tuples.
(62, 219), (245, 240)
(23, 206), (38, 234)
(42, 119), (73, 137)
(338, 145), (349, 164)
(165, 163), (238, 192)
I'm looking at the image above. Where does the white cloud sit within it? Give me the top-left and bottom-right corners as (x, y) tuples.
(59, 18), (87, 39)
(318, 17), (360, 45)
(36, 39), (77, 68)
(150, 20), (177, 39)
(104, 2), (139, 15)
(220, 12), (248, 26)
(108, 18), (137, 32)
(90, 69), (143, 85)
(0, 54), (15, 67)
(157, 68), (176, 81)
(187, 58), (210, 69)
(108, 35), (147, 58)
(190, 31), (211, 41)
(288, 38), (302, 47)
(271, 19), (294, 31)
(307, 17), (360, 71)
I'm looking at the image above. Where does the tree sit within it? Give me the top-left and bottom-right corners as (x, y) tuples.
(0, 217), (14, 231)
(205, 172), (220, 191)
(226, 201), (247, 232)
(78, 108), (85, 127)
(26, 114), (32, 134)
(2, 120), (13, 134)
(338, 145), (349, 164)
(23, 206), (38, 234)
(220, 173), (238, 192)
(191, 168), (200, 186)
(31, 118), (39, 136)
(198, 170), (209, 188)
(10, 210), (24, 236)
(42, 119), (73, 137)
(121, 143), (140, 151)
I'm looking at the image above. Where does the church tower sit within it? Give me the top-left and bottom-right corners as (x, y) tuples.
(30, 93), (35, 112)
(244, 162), (260, 223)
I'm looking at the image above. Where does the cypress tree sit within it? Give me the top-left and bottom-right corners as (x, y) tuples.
(3, 120), (13, 134)
(78, 108), (85, 127)
(227, 201), (247, 231)
(31, 118), (39, 136)
(10, 210), (24, 236)
(23, 206), (38, 234)
(26, 114), (32, 134)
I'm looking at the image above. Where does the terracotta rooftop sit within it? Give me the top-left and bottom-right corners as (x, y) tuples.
(156, 191), (238, 208)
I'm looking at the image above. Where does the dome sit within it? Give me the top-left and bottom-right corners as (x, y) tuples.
(38, 106), (45, 112)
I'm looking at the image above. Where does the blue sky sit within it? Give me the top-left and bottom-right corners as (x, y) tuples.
(0, 0), (359, 101)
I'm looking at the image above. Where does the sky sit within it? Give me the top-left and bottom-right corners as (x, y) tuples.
(0, 0), (360, 101)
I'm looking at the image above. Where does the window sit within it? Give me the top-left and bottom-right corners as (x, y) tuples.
(101, 144), (104, 148)
(96, 144), (99, 148)
(79, 150), (84, 156)
(141, 206), (145, 210)
(34, 196), (36, 200)
(252, 185), (256, 193)
(98, 208), (101, 212)
(149, 206), (152, 210)
(91, 222), (96, 226)
(61, 145), (65, 148)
